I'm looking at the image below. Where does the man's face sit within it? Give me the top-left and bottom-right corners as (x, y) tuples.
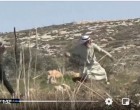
(84, 40), (91, 48)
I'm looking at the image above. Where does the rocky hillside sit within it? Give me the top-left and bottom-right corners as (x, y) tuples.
(0, 18), (140, 72)
(0, 18), (140, 56)
(0, 18), (140, 109)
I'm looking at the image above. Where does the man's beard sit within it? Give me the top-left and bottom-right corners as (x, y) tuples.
(87, 43), (91, 48)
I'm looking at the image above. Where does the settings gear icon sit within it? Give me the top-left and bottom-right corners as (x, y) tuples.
(105, 98), (113, 105)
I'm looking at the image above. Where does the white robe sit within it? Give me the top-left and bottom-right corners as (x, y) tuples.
(70, 43), (111, 81)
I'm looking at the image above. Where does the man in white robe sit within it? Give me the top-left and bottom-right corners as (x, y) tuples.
(65, 35), (114, 84)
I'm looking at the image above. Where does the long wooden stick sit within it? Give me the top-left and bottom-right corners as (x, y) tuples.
(77, 81), (105, 100)
(14, 27), (18, 65)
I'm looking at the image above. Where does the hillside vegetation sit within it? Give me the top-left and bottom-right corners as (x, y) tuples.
(0, 18), (140, 110)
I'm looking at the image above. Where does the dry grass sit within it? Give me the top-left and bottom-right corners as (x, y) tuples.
(0, 44), (140, 110)
(1, 23), (140, 109)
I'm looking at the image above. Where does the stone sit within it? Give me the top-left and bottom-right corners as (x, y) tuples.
(54, 85), (64, 91)
(61, 84), (71, 90)
(48, 70), (63, 79)
(47, 75), (57, 84)
(69, 71), (80, 78)
(54, 83), (71, 92)
(100, 39), (108, 43)
(47, 70), (63, 84)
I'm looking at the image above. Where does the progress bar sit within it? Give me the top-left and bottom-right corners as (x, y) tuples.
(0, 99), (99, 104)
(19, 100), (99, 103)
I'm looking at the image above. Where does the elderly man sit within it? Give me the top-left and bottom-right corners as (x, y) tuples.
(0, 42), (15, 96)
(65, 35), (114, 84)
